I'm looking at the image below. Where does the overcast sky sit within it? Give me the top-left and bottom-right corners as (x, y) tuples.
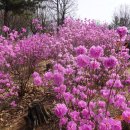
(77, 0), (130, 23)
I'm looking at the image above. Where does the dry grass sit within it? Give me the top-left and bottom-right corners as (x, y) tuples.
(128, 68), (130, 74)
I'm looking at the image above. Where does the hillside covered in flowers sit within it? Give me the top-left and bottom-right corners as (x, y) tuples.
(0, 18), (130, 130)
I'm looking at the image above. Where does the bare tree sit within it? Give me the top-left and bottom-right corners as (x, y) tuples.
(50, 0), (76, 26)
(111, 5), (130, 29)
(37, 0), (76, 28)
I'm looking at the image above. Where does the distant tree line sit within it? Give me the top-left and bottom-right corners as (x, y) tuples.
(110, 5), (130, 31)
(110, 5), (130, 51)
(0, 0), (76, 33)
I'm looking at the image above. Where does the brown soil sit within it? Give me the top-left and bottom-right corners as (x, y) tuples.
(0, 90), (58, 130)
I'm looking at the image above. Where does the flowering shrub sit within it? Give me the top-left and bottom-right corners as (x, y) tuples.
(0, 18), (130, 130)
(0, 22), (61, 109)
(42, 44), (130, 129)
(31, 18), (43, 33)
(116, 26), (128, 41)
(49, 19), (122, 67)
(0, 72), (18, 109)
(33, 21), (130, 129)
(0, 25), (59, 97)
(57, 18), (117, 49)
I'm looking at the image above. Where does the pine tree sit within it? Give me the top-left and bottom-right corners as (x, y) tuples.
(0, 0), (44, 26)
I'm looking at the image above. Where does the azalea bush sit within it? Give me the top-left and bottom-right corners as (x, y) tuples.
(0, 17), (130, 130)
(7, 33), (55, 96)
(0, 24), (58, 99)
(0, 72), (18, 109)
(42, 45), (130, 130)
(57, 18), (117, 48)
(33, 21), (130, 129)
(49, 18), (120, 65)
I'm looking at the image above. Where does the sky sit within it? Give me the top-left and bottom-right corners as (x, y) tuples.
(77, 0), (130, 24)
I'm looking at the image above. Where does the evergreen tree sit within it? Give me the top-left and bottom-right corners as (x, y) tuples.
(0, 0), (44, 26)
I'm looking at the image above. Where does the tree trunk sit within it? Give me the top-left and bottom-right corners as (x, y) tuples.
(57, 0), (60, 29)
(4, 8), (8, 26)
(61, 11), (65, 25)
(18, 84), (26, 98)
(24, 102), (50, 130)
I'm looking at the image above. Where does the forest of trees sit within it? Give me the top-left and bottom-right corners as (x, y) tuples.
(111, 5), (130, 30)
(0, 0), (76, 33)
(1, 1), (130, 33)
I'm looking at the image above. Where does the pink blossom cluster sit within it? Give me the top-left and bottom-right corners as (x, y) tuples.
(33, 21), (130, 129)
(117, 26), (128, 41)
(0, 25), (59, 99)
(41, 44), (130, 129)
(0, 72), (18, 108)
(32, 18), (43, 32)
(33, 72), (43, 86)
(57, 19), (118, 50)
(0, 24), (63, 107)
